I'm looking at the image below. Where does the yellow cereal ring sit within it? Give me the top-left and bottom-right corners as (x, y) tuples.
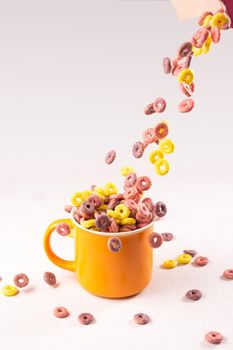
(91, 226), (101, 231)
(210, 12), (229, 29)
(121, 217), (136, 225)
(97, 204), (108, 211)
(178, 68), (194, 85)
(114, 204), (130, 220)
(104, 182), (118, 195)
(154, 159), (170, 176)
(162, 259), (177, 269)
(159, 139), (175, 155)
(81, 219), (95, 229)
(149, 150), (164, 164)
(82, 190), (92, 200)
(107, 209), (117, 218)
(202, 34), (212, 54)
(203, 14), (213, 27)
(177, 253), (192, 265)
(120, 166), (135, 176)
(192, 46), (202, 57)
(2, 285), (19, 296)
(93, 186), (108, 197)
(71, 192), (83, 207)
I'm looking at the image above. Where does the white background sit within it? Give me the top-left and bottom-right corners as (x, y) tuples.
(0, 1), (233, 349)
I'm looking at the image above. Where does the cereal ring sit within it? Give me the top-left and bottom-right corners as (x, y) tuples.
(71, 192), (83, 207)
(43, 272), (56, 286)
(56, 222), (71, 236)
(178, 98), (194, 113)
(183, 249), (197, 257)
(153, 97), (167, 113)
(137, 202), (150, 217)
(2, 285), (19, 296)
(144, 103), (155, 115)
(154, 159), (170, 176)
(141, 198), (154, 213)
(161, 232), (174, 241)
(142, 128), (156, 144)
(192, 46), (202, 57)
(120, 166), (135, 176)
(149, 150), (164, 164)
(132, 141), (144, 159)
(13, 273), (29, 288)
(202, 34), (212, 54)
(163, 57), (172, 74)
(182, 52), (193, 69)
(53, 306), (70, 318)
(81, 219), (95, 229)
(107, 236), (122, 252)
(95, 213), (111, 231)
(210, 12), (229, 29)
(137, 222), (150, 229)
(109, 193), (124, 200)
(124, 187), (140, 203)
(124, 199), (138, 217)
(121, 224), (137, 230)
(211, 26), (221, 43)
(178, 69), (194, 85)
(124, 173), (137, 188)
(78, 313), (94, 325)
(104, 182), (118, 195)
(121, 217), (136, 225)
(154, 122), (169, 140)
(205, 331), (223, 344)
(198, 11), (213, 25)
(115, 204), (130, 220)
(105, 150), (116, 164)
(136, 176), (152, 192)
(177, 253), (192, 265)
(134, 313), (150, 325)
(159, 138), (175, 154)
(177, 42), (192, 58)
(179, 82), (195, 97)
(82, 190), (92, 200)
(88, 194), (102, 208)
(64, 205), (73, 213)
(136, 211), (152, 224)
(194, 256), (209, 266)
(94, 186), (108, 197)
(171, 58), (178, 75)
(80, 201), (95, 215)
(192, 27), (209, 48)
(107, 199), (121, 211)
(202, 14), (213, 26)
(186, 289), (202, 301)
(148, 232), (163, 249)
(154, 201), (167, 217)
(222, 269), (233, 280)
(109, 219), (119, 233)
(162, 259), (177, 269)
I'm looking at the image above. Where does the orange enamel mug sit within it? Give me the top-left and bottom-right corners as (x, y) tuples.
(44, 216), (162, 298)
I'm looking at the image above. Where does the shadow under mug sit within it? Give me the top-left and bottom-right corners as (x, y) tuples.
(44, 218), (162, 298)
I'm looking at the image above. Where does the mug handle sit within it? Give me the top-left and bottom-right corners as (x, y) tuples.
(44, 218), (76, 272)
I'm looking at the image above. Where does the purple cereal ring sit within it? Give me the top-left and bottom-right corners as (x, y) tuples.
(148, 232), (163, 248)
(13, 273), (29, 288)
(183, 249), (197, 257)
(64, 205), (73, 213)
(53, 306), (69, 318)
(80, 200), (95, 216)
(107, 236), (122, 252)
(178, 98), (195, 113)
(78, 313), (94, 325)
(95, 213), (111, 231)
(43, 271), (56, 286)
(194, 256), (209, 266)
(132, 141), (145, 159)
(179, 82), (195, 97)
(142, 128), (156, 144)
(211, 26), (221, 43)
(177, 41), (193, 58)
(136, 176), (152, 192)
(161, 232), (174, 241)
(186, 289), (202, 301)
(223, 269), (233, 280)
(153, 97), (167, 113)
(124, 173), (137, 188)
(154, 122), (169, 140)
(56, 222), (71, 236)
(136, 212), (152, 224)
(88, 194), (102, 208)
(124, 187), (140, 203)
(107, 199), (121, 210)
(105, 150), (116, 164)
(192, 27), (209, 48)
(198, 11), (213, 25)
(144, 103), (155, 115)
(141, 198), (154, 213)
(134, 313), (150, 325)
(154, 201), (167, 218)
(162, 57), (172, 74)
(205, 331), (223, 344)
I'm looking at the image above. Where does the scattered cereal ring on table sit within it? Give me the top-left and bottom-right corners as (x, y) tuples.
(71, 192), (83, 207)
(149, 150), (164, 164)
(105, 149), (116, 165)
(162, 57), (172, 74)
(183, 249), (197, 257)
(134, 313), (150, 325)
(222, 269), (233, 280)
(154, 158), (170, 176)
(56, 222), (71, 236)
(198, 11), (213, 26)
(162, 259), (177, 269)
(43, 272), (56, 286)
(107, 236), (122, 252)
(161, 232), (174, 241)
(132, 141), (145, 159)
(178, 98), (195, 113)
(205, 331), (223, 344)
(2, 285), (19, 296)
(177, 253), (192, 265)
(159, 138), (175, 155)
(144, 103), (155, 115)
(186, 289), (202, 301)
(148, 232), (163, 248)
(120, 166), (135, 176)
(178, 69), (194, 85)
(154, 122), (169, 140)
(177, 42), (193, 59)
(78, 313), (94, 325)
(53, 306), (70, 318)
(153, 97), (167, 113)
(13, 273), (29, 288)
(210, 12), (229, 29)
(194, 256), (209, 266)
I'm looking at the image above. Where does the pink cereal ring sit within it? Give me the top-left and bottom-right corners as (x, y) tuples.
(109, 219), (120, 233)
(153, 97), (167, 113)
(136, 212), (152, 224)
(182, 52), (193, 69)
(105, 150), (116, 164)
(124, 187), (140, 203)
(53, 306), (70, 318)
(161, 232), (174, 241)
(171, 58), (179, 75)
(192, 27), (209, 48)
(56, 222), (71, 236)
(179, 82), (195, 97)
(142, 128), (156, 144)
(162, 57), (172, 74)
(138, 203), (150, 217)
(109, 193), (124, 200)
(137, 222), (150, 229)
(148, 232), (163, 248)
(132, 141), (144, 159)
(13, 273), (29, 288)
(194, 256), (209, 266)
(64, 205), (73, 213)
(198, 11), (213, 25)
(136, 176), (152, 192)
(107, 236), (122, 252)
(211, 26), (221, 43)
(107, 199), (121, 210)
(122, 224), (137, 230)
(144, 103), (155, 115)
(134, 313), (150, 325)
(154, 122), (169, 140)
(223, 269), (233, 280)
(88, 194), (102, 208)
(205, 331), (223, 344)
(177, 42), (193, 58)
(141, 198), (154, 213)
(124, 199), (138, 217)
(178, 98), (195, 113)
(78, 313), (94, 325)
(124, 173), (137, 188)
